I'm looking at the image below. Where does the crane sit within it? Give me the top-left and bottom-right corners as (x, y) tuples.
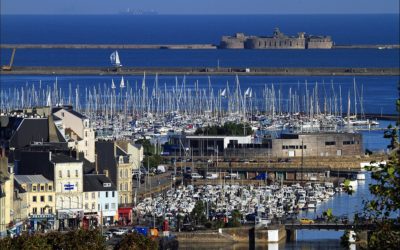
(2, 48), (16, 71)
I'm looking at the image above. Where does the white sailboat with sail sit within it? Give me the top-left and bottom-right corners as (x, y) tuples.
(110, 50), (122, 67)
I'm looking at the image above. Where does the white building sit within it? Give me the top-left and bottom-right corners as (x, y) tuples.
(53, 107), (96, 163)
(83, 174), (118, 227)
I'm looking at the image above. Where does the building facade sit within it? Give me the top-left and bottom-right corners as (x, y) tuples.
(83, 174), (118, 228)
(52, 154), (84, 230)
(53, 106), (96, 163)
(0, 152), (13, 237)
(96, 141), (133, 205)
(220, 28), (333, 49)
(14, 175), (56, 231)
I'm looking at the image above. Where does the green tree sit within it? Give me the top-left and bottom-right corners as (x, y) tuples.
(115, 232), (158, 250)
(227, 210), (242, 227)
(0, 229), (106, 250)
(194, 122), (253, 136)
(190, 201), (207, 225)
(359, 85), (400, 249)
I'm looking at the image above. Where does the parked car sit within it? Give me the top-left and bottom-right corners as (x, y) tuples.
(225, 173), (240, 179)
(206, 173), (218, 179)
(108, 228), (125, 236)
(190, 173), (203, 179)
(299, 218), (314, 224)
(181, 224), (195, 231)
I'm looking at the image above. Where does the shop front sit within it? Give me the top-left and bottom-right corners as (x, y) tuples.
(118, 207), (132, 225)
(57, 209), (84, 231)
(29, 214), (55, 232)
(82, 212), (99, 230)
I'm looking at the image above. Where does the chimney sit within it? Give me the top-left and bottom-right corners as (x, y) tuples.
(76, 151), (79, 160)
(95, 154), (98, 174)
(1, 146), (5, 158)
(49, 151), (52, 161)
(103, 169), (109, 177)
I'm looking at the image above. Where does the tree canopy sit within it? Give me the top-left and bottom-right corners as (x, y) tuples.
(194, 122), (253, 136)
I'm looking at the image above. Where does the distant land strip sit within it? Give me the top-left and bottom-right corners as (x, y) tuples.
(0, 44), (399, 49)
(2, 66), (399, 76)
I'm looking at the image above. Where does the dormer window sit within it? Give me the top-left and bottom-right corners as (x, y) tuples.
(103, 183), (111, 188)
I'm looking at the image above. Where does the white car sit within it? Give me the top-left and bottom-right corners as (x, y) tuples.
(225, 173), (240, 179)
(190, 173), (203, 179)
(206, 173), (218, 179)
(108, 229), (125, 236)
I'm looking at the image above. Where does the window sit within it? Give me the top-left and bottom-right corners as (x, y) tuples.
(85, 141), (88, 147)
(105, 192), (108, 198)
(33, 196), (37, 202)
(61, 112), (64, 117)
(125, 183), (128, 191)
(48, 185), (52, 191)
(112, 191), (115, 197)
(119, 170), (122, 178)
(59, 170), (62, 178)
(325, 141), (336, 146)
(48, 195), (52, 202)
(343, 141), (355, 145)
(120, 183), (123, 191)
(40, 196), (45, 202)
(32, 208), (37, 214)
(111, 203), (116, 209)
(98, 204), (100, 211)
(48, 208), (52, 214)
(91, 193), (95, 199)
(85, 203), (89, 210)
(67, 170), (70, 177)
(92, 203), (95, 210)
(32, 185), (37, 191)
(40, 207), (45, 214)
(75, 170), (78, 177)
(40, 185), (44, 191)
(105, 203), (109, 210)
(85, 193), (88, 199)
(85, 131), (88, 137)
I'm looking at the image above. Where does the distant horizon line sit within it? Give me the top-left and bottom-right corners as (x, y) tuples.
(1, 13), (399, 16)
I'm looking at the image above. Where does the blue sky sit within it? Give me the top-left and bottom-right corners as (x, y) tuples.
(1, 0), (399, 14)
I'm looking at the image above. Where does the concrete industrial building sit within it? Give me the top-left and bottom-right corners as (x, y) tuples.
(220, 28), (333, 49)
(167, 132), (363, 158)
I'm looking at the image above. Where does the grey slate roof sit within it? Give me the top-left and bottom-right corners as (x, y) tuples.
(51, 153), (81, 164)
(95, 141), (117, 184)
(14, 175), (52, 184)
(83, 174), (116, 192)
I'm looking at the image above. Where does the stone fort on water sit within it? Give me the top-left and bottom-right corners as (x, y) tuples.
(220, 28), (333, 49)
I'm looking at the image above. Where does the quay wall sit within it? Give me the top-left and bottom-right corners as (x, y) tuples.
(1, 44), (399, 50)
(175, 227), (282, 243)
(3, 66), (399, 76)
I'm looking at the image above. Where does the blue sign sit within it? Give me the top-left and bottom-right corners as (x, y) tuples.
(64, 184), (74, 190)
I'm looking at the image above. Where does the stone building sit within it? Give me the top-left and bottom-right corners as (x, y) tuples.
(14, 175), (56, 231)
(220, 28), (333, 49)
(53, 106), (96, 163)
(0, 150), (13, 237)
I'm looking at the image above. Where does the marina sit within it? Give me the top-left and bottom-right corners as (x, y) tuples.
(1, 9), (399, 249)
